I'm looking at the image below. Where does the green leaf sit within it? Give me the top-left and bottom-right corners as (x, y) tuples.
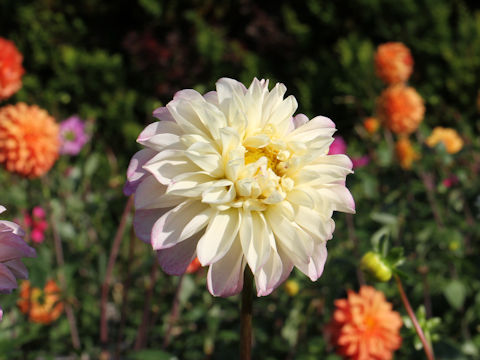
(443, 280), (466, 310)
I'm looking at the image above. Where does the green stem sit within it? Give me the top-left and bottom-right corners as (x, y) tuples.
(395, 274), (435, 360)
(240, 268), (254, 360)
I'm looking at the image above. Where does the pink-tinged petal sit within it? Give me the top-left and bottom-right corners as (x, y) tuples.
(123, 149), (157, 196)
(292, 114), (309, 129)
(134, 175), (183, 210)
(0, 220), (25, 236)
(203, 91), (219, 105)
(156, 232), (202, 275)
(296, 241), (328, 281)
(0, 263), (17, 293)
(0, 233), (36, 262)
(151, 201), (211, 250)
(255, 247), (294, 297)
(4, 259), (28, 279)
(207, 239), (246, 297)
(152, 106), (175, 122)
(0, 307), (3, 321)
(133, 208), (172, 243)
(137, 121), (183, 150)
(0, 206), (5, 214)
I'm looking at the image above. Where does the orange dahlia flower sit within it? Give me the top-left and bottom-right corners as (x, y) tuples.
(328, 286), (403, 360)
(395, 137), (419, 170)
(425, 127), (463, 154)
(377, 84), (425, 135)
(375, 42), (413, 85)
(0, 38), (25, 100)
(17, 280), (64, 324)
(0, 103), (59, 177)
(363, 117), (380, 134)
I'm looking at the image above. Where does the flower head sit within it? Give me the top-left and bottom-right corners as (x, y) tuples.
(0, 38), (25, 100)
(0, 103), (59, 177)
(59, 115), (90, 155)
(395, 137), (419, 170)
(425, 127), (463, 154)
(328, 136), (347, 155)
(363, 117), (380, 134)
(125, 78), (355, 297)
(374, 42), (413, 85)
(327, 286), (403, 360)
(377, 84), (424, 135)
(17, 279), (64, 324)
(23, 206), (48, 244)
(0, 206), (36, 321)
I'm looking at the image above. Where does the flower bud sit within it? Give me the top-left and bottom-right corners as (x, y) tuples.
(284, 279), (300, 296)
(360, 252), (392, 282)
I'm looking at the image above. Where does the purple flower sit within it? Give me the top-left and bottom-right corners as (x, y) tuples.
(0, 206), (36, 320)
(59, 115), (89, 155)
(328, 136), (347, 155)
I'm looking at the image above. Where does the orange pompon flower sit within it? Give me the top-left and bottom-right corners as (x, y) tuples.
(0, 103), (59, 177)
(377, 84), (425, 135)
(395, 137), (419, 170)
(374, 42), (413, 84)
(425, 127), (463, 154)
(363, 117), (380, 134)
(328, 286), (403, 360)
(185, 257), (202, 274)
(17, 280), (64, 324)
(0, 38), (25, 100)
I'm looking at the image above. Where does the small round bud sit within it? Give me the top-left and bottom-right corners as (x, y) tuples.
(284, 279), (300, 296)
(360, 252), (392, 282)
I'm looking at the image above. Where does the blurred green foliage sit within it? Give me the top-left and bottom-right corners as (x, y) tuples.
(0, 0), (480, 359)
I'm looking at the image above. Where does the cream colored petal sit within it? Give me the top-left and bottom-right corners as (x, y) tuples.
(144, 150), (196, 185)
(197, 208), (241, 265)
(295, 241), (328, 281)
(207, 238), (246, 297)
(286, 116), (336, 143)
(202, 182), (236, 205)
(134, 175), (184, 210)
(137, 121), (183, 151)
(292, 163), (353, 186)
(151, 200), (212, 250)
(293, 204), (334, 241)
(239, 210), (271, 273)
(265, 95), (298, 136)
(255, 246), (293, 296)
(167, 99), (211, 139)
(185, 142), (224, 178)
(265, 203), (313, 265)
(166, 172), (217, 197)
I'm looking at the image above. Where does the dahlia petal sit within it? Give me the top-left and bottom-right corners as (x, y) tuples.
(0, 233), (36, 262)
(197, 208), (241, 265)
(152, 106), (175, 122)
(239, 211), (271, 273)
(144, 150), (196, 185)
(137, 121), (183, 151)
(156, 232), (201, 275)
(203, 91), (219, 105)
(316, 185), (356, 214)
(266, 95), (298, 136)
(167, 99), (211, 138)
(296, 241), (328, 281)
(4, 259), (28, 279)
(260, 82), (287, 129)
(287, 116), (336, 143)
(0, 220), (25, 236)
(185, 142), (224, 177)
(294, 205), (334, 240)
(123, 149), (157, 196)
(134, 175), (183, 210)
(215, 78), (247, 105)
(293, 163), (353, 186)
(166, 172), (217, 197)
(0, 206), (5, 214)
(292, 114), (309, 129)
(0, 263), (17, 292)
(134, 208), (172, 243)
(207, 238), (246, 297)
(266, 203), (313, 265)
(255, 247), (293, 296)
(151, 201), (211, 250)
(201, 182), (236, 204)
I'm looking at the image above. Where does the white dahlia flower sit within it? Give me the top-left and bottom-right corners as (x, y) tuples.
(125, 78), (355, 297)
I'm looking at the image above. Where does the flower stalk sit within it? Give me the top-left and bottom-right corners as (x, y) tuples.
(395, 274), (435, 360)
(240, 268), (254, 360)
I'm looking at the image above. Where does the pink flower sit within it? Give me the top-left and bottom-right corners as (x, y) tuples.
(0, 206), (36, 320)
(442, 175), (459, 188)
(23, 207), (48, 244)
(352, 155), (370, 169)
(59, 115), (90, 155)
(328, 136), (347, 155)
